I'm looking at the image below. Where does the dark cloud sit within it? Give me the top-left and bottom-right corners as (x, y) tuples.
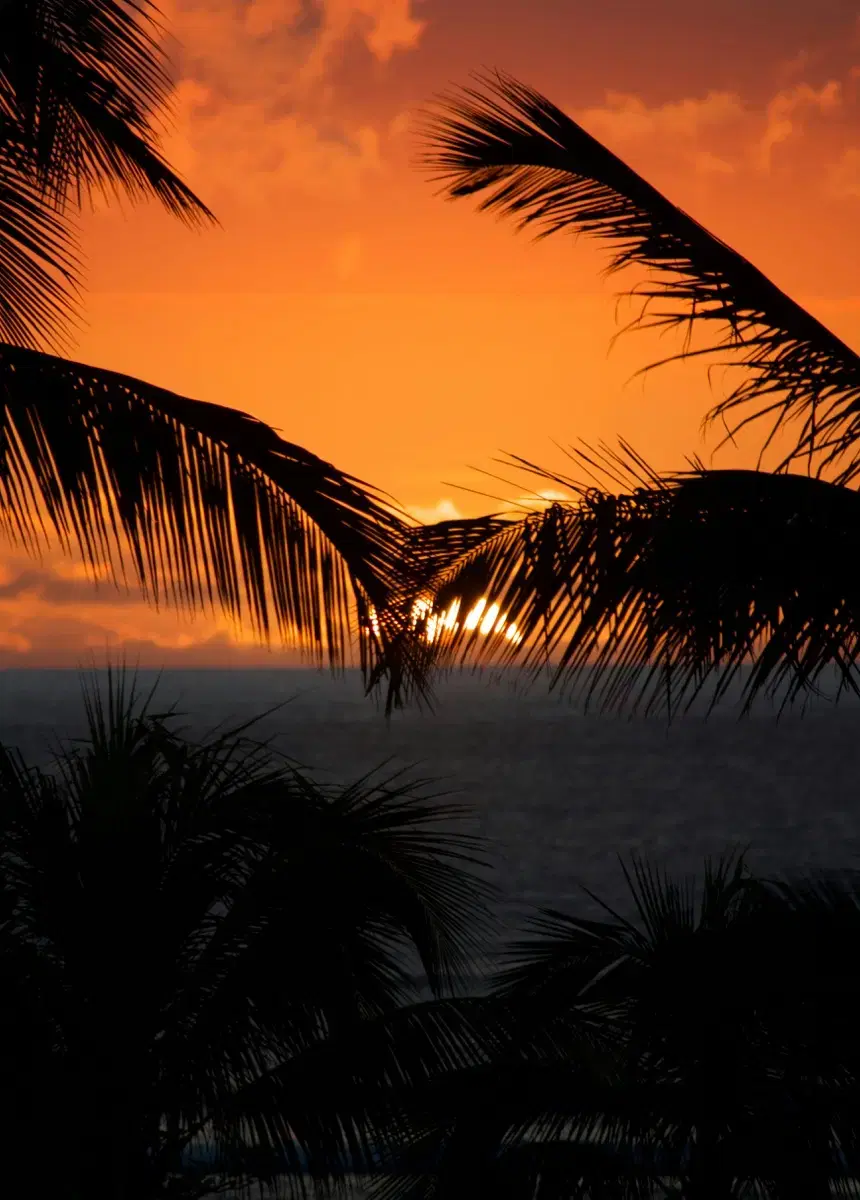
(0, 610), (310, 669)
(0, 567), (140, 606)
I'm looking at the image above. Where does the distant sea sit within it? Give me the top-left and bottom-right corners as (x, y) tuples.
(3, 665), (860, 927)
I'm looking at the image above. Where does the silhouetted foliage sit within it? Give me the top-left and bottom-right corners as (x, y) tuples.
(419, 70), (860, 483)
(0, 0), (214, 349)
(0, 0), (429, 681)
(373, 71), (860, 716)
(371, 854), (860, 1200)
(0, 670), (498, 1199)
(5, 677), (860, 1197)
(382, 444), (860, 716)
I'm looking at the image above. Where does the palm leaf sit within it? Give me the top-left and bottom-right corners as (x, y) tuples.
(0, 342), (415, 672)
(365, 513), (515, 713)
(390, 444), (860, 715)
(0, 668), (499, 1197)
(0, 125), (82, 350)
(367, 1008), (670, 1200)
(418, 70), (860, 483)
(459, 856), (859, 1200)
(0, 0), (213, 350)
(0, 0), (213, 223)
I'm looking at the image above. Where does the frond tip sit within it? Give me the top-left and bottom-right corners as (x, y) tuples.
(418, 70), (860, 482)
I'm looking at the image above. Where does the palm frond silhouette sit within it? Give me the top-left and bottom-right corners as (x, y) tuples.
(0, 668), (500, 1198)
(0, 0), (214, 350)
(378, 70), (860, 715)
(372, 855), (860, 1199)
(419, 70), (860, 482)
(0, 0), (418, 682)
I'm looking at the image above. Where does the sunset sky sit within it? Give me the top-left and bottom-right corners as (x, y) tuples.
(3, 0), (860, 667)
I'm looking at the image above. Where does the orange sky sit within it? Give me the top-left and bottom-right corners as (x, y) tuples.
(3, 0), (860, 666)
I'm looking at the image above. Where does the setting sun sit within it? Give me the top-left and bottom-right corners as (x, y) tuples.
(366, 596), (523, 648)
(411, 596), (523, 646)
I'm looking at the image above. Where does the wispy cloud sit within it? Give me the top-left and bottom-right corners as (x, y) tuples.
(755, 80), (842, 171)
(157, 0), (427, 206)
(406, 498), (463, 524)
(0, 555), (303, 666)
(573, 72), (848, 178)
(575, 89), (745, 144)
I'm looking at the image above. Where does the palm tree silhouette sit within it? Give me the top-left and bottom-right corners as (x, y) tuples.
(374, 855), (860, 1199)
(0, 0), (410, 674)
(0, 669), (500, 1199)
(386, 71), (860, 715)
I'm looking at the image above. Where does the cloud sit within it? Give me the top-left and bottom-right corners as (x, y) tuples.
(0, 555), (283, 666)
(0, 614), (307, 667)
(405, 490), (574, 528)
(388, 110), (412, 138)
(0, 630), (29, 654)
(0, 566), (140, 606)
(575, 90), (745, 144)
(513, 489), (573, 511)
(776, 49), (811, 84)
(0, 552), (359, 668)
(157, 0), (427, 205)
(573, 74), (848, 178)
(756, 81), (842, 171)
(406, 498), (463, 524)
(332, 0), (426, 64)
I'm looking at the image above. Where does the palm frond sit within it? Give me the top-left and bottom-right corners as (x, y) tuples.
(367, 1015), (672, 1200)
(402, 514), (515, 590)
(0, 126), (82, 350)
(0, 0), (213, 350)
(365, 513), (516, 713)
(390, 448), (860, 715)
(0, 0), (214, 224)
(0, 342), (417, 674)
(0, 667), (499, 1197)
(418, 70), (860, 482)
(455, 856), (860, 1200)
(491, 851), (750, 1026)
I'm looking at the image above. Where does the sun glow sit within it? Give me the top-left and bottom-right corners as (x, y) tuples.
(408, 595), (523, 646)
(367, 595), (523, 648)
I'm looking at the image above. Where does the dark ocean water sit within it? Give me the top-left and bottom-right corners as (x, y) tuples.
(3, 666), (860, 927)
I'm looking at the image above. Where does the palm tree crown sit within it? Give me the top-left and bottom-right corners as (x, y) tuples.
(379, 71), (860, 716)
(0, 670), (499, 1199)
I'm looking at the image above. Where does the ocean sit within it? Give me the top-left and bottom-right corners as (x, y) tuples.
(3, 665), (860, 926)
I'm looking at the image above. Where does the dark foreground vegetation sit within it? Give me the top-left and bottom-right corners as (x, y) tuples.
(3, 672), (860, 1200)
